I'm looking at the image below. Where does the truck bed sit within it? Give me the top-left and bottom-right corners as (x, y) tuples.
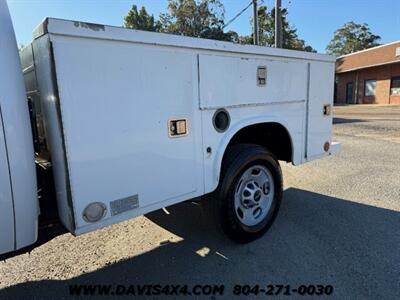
(21, 18), (336, 236)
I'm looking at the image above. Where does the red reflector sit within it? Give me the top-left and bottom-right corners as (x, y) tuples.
(324, 142), (330, 152)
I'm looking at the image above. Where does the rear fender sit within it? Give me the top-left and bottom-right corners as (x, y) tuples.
(206, 116), (294, 194)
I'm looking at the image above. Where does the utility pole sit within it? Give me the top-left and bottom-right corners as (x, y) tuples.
(275, 0), (282, 48)
(252, 0), (259, 45)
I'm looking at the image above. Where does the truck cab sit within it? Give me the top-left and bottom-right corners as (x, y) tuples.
(0, 1), (38, 255)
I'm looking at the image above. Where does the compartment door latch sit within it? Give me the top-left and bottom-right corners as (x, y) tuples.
(169, 119), (188, 137)
(323, 104), (332, 116)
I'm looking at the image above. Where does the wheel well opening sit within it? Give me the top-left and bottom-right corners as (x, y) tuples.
(227, 123), (293, 163)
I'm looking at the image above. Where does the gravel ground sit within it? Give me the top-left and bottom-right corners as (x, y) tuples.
(0, 105), (399, 300)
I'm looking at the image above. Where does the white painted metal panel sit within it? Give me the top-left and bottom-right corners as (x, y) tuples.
(200, 103), (306, 193)
(31, 35), (76, 232)
(307, 61), (335, 158)
(51, 36), (203, 231)
(0, 0), (38, 253)
(38, 18), (335, 63)
(199, 54), (308, 109)
(0, 112), (15, 254)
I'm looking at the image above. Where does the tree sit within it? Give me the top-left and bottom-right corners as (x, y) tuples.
(242, 6), (316, 52)
(260, 6), (316, 52)
(159, 0), (236, 42)
(124, 4), (161, 31)
(326, 22), (381, 56)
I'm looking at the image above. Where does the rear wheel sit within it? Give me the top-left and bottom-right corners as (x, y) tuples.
(216, 144), (283, 243)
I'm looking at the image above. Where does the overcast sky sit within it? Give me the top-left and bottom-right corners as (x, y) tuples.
(8, 0), (400, 53)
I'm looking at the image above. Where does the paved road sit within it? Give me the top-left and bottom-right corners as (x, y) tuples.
(0, 105), (399, 299)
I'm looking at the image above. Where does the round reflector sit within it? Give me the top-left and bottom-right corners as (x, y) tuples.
(83, 202), (107, 223)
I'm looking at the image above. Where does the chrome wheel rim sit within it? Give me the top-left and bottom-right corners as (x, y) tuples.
(234, 165), (274, 227)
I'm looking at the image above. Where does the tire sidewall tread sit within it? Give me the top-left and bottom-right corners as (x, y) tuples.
(216, 144), (283, 243)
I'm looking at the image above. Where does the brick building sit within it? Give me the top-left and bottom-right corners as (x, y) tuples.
(335, 41), (400, 105)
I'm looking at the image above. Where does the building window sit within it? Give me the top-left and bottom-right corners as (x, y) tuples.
(364, 79), (376, 96)
(391, 77), (400, 95)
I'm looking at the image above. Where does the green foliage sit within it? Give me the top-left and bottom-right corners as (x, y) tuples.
(159, 0), (235, 41)
(123, 1), (315, 50)
(124, 4), (161, 31)
(245, 6), (315, 52)
(326, 22), (381, 56)
(124, 0), (236, 42)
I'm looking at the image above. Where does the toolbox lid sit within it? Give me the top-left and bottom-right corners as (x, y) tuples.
(33, 17), (335, 63)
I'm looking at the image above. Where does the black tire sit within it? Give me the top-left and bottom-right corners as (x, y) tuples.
(215, 144), (283, 243)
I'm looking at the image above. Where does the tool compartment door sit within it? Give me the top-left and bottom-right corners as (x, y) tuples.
(51, 36), (203, 232)
(198, 54), (308, 109)
(306, 61), (335, 159)
(0, 112), (15, 254)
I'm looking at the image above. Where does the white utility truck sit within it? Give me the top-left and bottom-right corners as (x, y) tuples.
(0, 1), (340, 256)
